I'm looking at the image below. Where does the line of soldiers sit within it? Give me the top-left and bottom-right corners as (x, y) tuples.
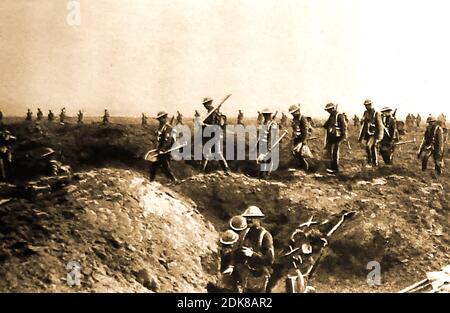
(406, 114), (422, 128)
(217, 206), (274, 293)
(148, 97), (446, 182)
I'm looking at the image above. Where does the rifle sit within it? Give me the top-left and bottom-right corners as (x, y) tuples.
(395, 138), (416, 146)
(202, 94), (232, 124)
(257, 130), (288, 163)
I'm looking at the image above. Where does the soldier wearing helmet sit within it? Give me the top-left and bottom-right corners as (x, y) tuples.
(201, 97), (230, 174)
(418, 115), (444, 176)
(102, 109), (110, 125)
(237, 110), (244, 126)
(0, 129), (16, 181)
(323, 103), (347, 174)
(379, 107), (399, 165)
(235, 206), (275, 293)
(257, 108), (278, 178)
(216, 230), (242, 292)
(289, 104), (310, 170)
(149, 111), (177, 182)
(359, 99), (384, 167)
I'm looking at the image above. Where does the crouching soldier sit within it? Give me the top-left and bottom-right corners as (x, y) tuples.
(379, 107), (399, 165)
(0, 129), (16, 181)
(323, 103), (347, 174)
(38, 148), (72, 176)
(149, 111), (177, 182)
(289, 104), (311, 170)
(418, 116), (444, 176)
(235, 206), (274, 293)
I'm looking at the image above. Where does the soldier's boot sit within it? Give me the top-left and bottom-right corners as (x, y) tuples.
(149, 164), (158, 181)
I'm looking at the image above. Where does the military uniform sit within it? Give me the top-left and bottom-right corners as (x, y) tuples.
(379, 110), (399, 165)
(419, 119), (444, 175)
(237, 111), (244, 126)
(359, 101), (384, 166)
(0, 130), (15, 181)
(37, 109), (43, 121)
(103, 110), (110, 124)
(257, 111), (278, 177)
(48, 111), (55, 122)
(217, 230), (241, 292)
(290, 105), (310, 170)
(77, 111), (84, 124)
(150, 118), (177, 181)
(323, 104), (347, 173)
(141, 113), (148, 126)
(26, 110), (33, 121)
(201, 98), (230, 173)
(60, 109), (66, 123)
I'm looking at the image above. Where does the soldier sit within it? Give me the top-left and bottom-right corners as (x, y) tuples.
(38, 148), (72, 176)
(353, 115), (360, 127)
(193, 110), (202, 130)
(176, 111), (184, 125)
(0, 110), (3, 123)
(77, 110), (84, 124)
(438, 113), (447, 127)
(229, 215), (248, 240)
(149, 111), (177, 182)
(59, 108), (66, 124)
(257, 111), (264, 125)
(26, 109), (33, 121)
(235, 206), (275, 293)
(323, 103), (347, 174)
(217, 230), (241, 292)
(358, 99), (384, 167)
(237, 110), (244, 126)
(379, 107), (399, 165)
(48, 110), (55, 122)
(37, 108), (43, 121)
(416, 114), (422, 127)
(418, 116), (444, 176)
(0, 129), (16, 181)
(201, 97), (230, 174)
(141, 113), (148, 126)
(280, 112), (288, 129)
(102, 109), (110, 125)
(257, 108), (278, 178)
(289, 104), (310, 170)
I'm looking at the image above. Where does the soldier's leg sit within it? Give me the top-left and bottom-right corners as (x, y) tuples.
(369, 138), (378, 166)
(420, 150), (431, 171)
(149, 159), (160, 181)
(365, 141), (372, 164)
(0, 158), (6, 181)
(332, 142), (340, 171)
(433, 151), (443, 176)
(161, 155), (177, 181)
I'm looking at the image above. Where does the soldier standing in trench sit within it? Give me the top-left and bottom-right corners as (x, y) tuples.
(149, 111), (178, 182)
(418, 116), (444, 176)
(358, 99), (384, 167)
(234, 206), (275, 293)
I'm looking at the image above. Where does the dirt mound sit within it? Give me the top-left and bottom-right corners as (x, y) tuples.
(0, 168), (219, 292)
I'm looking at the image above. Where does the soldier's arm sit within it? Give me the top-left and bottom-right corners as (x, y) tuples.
(338, 114), (348, 141)
(252, 232), (275, 266)
(436, 127), (444, 153)
(300, 117), (309, 143)
(375, 112), (384, 141)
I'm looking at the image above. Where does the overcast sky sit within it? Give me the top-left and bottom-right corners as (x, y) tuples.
(0, 0), (449, 118)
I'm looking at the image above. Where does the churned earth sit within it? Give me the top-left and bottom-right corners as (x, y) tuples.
(0, 118), (448, 292)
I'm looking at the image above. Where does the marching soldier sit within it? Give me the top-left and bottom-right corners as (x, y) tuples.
(379, 107), (399, 165)
(353, 115), (360, 127)
(323, 103), (347, 174)
(149, 111), (177, 182)
(418, 116), (444, 176)
(289, 104), (310, 170)
(141, 113), (148, 126)
(193, 110), (202, 130)
(0, 129), (16, 181)
(237, 110), (244, 126)
(201, 97), (230, 174)
(176, 111), (184, 125)
(26, 109), (33, 121)
(37, 108), (43, 121)
(48, 110), (55, 122)
(257, 108), (278, 178)
(359, 99), (384, 167)
(235, 206), (275, 293)
(416, 114), (422, 127)
(77, 110), (84, 124)
(102, 109), (110, 125)
(59, 108), (66, 124)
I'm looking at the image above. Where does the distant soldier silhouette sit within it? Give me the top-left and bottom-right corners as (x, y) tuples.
(257, 111), (264, 125)
(141, 113), (148, 126)
(193, 110), (202, 130)
(176, 111), (184, 125)
(59, 108), (66, 124)
(359, 100), (384, 167)
(36, 108), (43, 121)
(48, 110), (55, 122)
(102, 109), (110, 125)
(280, 112), (288, 129)
(0, 129), (16, 181)
(437, 113), (447, 127)
(237, 110), (244, 126)
(418, 116), (444, 176)
(416, 114), (422, 127)
(353, 115), (360, 127)
(77, 110), (84, 124)
(26, 109), (33, 121)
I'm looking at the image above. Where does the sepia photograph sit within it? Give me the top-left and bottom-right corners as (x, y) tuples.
(0, 0), (448, 304)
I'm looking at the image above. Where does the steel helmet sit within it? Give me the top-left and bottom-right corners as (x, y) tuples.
(202, 97), (213, 105)
(427, 116), (437, 123)
(381, 107), (392, 112)
(220, 230), (239, 245)
(229, 215), (247, 231)
(324, 103), (336, 111)
(261, 108), (272, 114)
(289, 104), (300, 114)
(242, 205), (265, 218)
(364, 99), (373, 106)
(156, 111), (168, 119)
